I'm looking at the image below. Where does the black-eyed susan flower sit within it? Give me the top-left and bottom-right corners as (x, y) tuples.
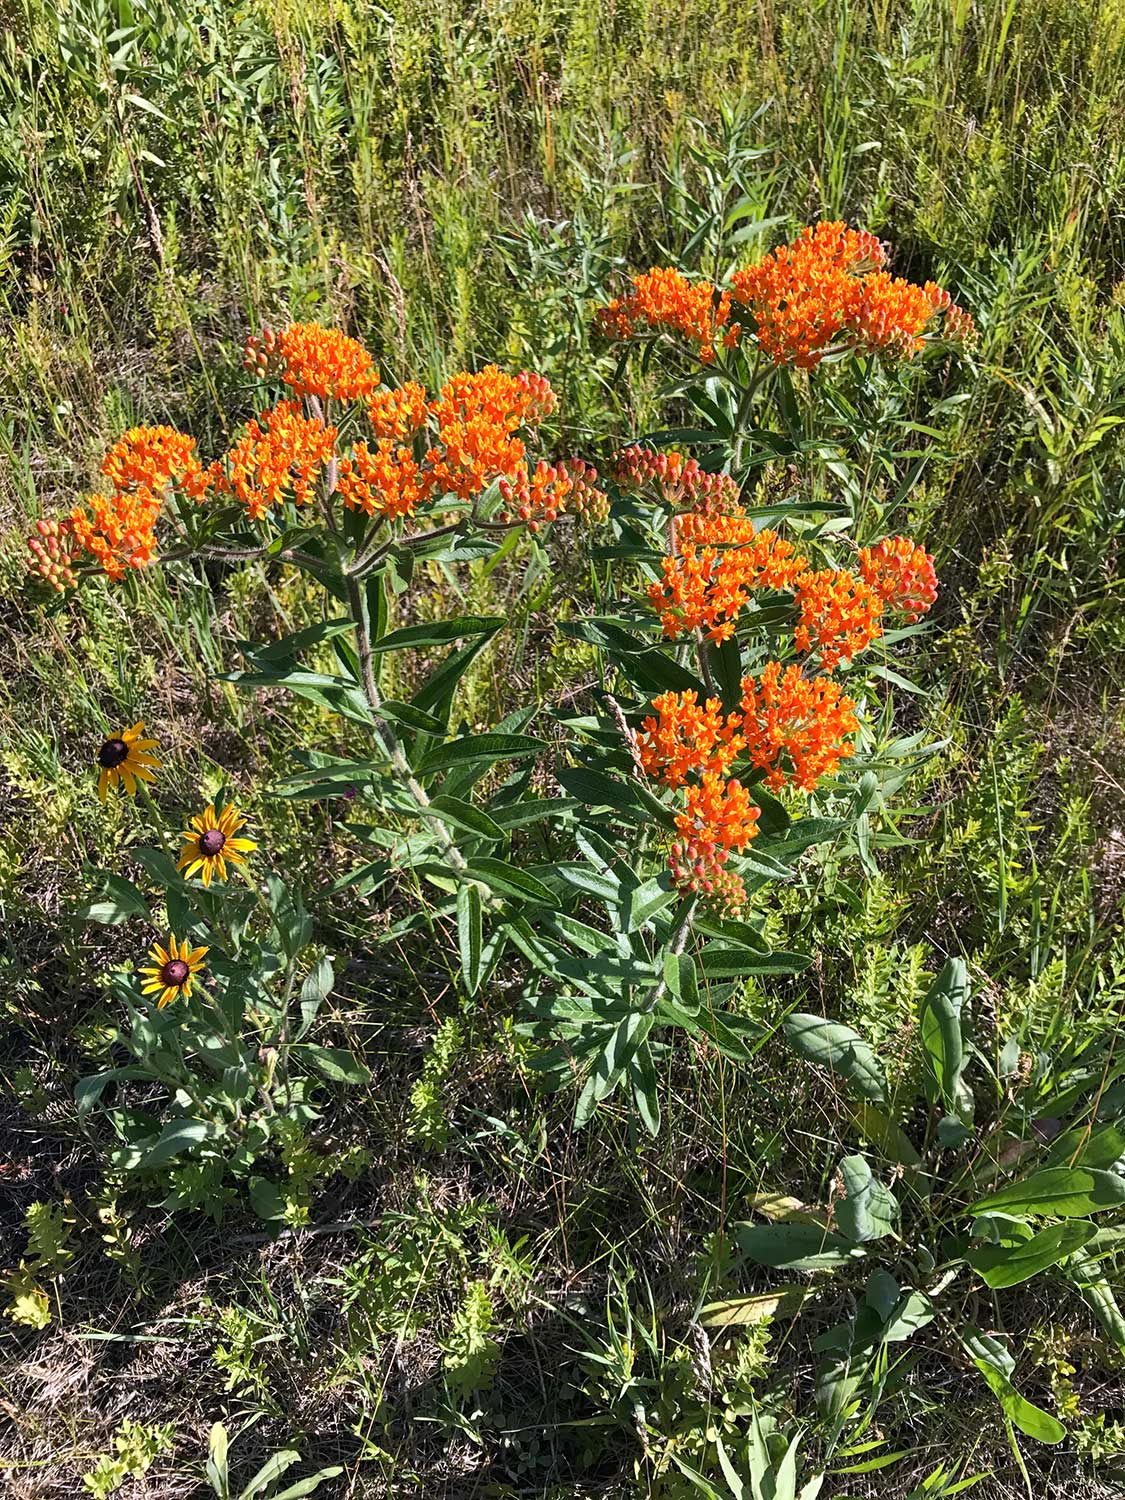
(139, 934), (208, 1009)
(177, 803), (256, 887)
(95, 722), (161, 803)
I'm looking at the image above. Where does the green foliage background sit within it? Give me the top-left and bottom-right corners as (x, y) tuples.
(2, 0), (1124, 1494)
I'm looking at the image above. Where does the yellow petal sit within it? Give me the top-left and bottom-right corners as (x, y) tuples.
(228, 838), (257, 853)
(123, 722), (145, 741)
(187, 945), (210, 964)
(157, 988), (175, 1008)
(201, 861), (213, 888)
(121, 768), (137, 796)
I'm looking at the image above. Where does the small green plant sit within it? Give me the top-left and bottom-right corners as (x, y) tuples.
(204, 1423), (341, 1500)
(83, 1419), (174, 1498)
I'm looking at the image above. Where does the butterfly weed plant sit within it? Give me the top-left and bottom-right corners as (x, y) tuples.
(30, 222), (982, 1204)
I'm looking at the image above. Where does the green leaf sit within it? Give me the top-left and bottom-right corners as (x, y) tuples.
(71, 872), (150, 925)
(784, 1014), (888, 1105)
(968, 1167), (1125, 1219)
(698, 945), (811, 977)
(967, 1220), (1098, 1288)
(377, 700), (448, 734)
(133, 1118), (219, 1170)
(457, 883), (483, 995)
(845, 1100), (922, 1167)
(733, 1221), (866, 1271)
(301, 1045), (370, 1085)
(920, 957), (972, 1121)
(630, 1040), (661, 1136)
(970, 1359), (1065, 1444)
(419, 733), (545, 775)
(836, 1155), (899, 1243)
(369, 616), (506, 653)
(223, 668), (375, 727)
(465, 857), (556, 907)
(297, 957), (334, 1040)
(427, 795), (504, 840)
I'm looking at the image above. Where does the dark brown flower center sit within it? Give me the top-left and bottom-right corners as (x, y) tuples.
(199, 828), (226, 857)
(98, 738), (129, 769)
(160, 958), (190, 987)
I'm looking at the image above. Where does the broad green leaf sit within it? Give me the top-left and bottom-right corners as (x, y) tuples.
(920, 957), (971, 1121)
(698, 945), (811, 977)
(845, 1100), (922, 1167)
(301, 1045), (371, 1085)
(733, 1221), (866, 1271)
(699, 1288), (810, 1327)
(419, 733), (545, 775)
(72, 872), (150, 925)
(465, 857), (555, 907)
(427, 794), (504, 840)
(132, 1118), (219, 1170)
(368, 615), (505, 652)
(377, 699), (448, 734)
(457, 882), (483, 995)
(784, 1014), (888, 1105)
(970, 1359), (1065, 1444)
(967, 1220), (1098, 1288)
(836, 1155), (899, 1243)
(969, 1167), (1125, 1219)
(297, 956), (334, 1040)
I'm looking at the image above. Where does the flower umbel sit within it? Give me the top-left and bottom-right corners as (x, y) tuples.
(95, 723), (161, 803)
(858, 536), (939, 621)
(139, 934), (209, 1009)
(177, 804), (257, 886)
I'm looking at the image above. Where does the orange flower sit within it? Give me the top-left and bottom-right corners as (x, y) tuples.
(793, 567), (883, 668)
(245, 322), (378, 403)
(669, 771), (760, 913)
(637, 690), (744, 788)
(857, 536), (938, 621)
(367, 381), (428, 440)
(213, 401), (337, 521)
(649, 515), (808, 643)
(594, 268), (734, 364)
(100, 426), (210, 502)
(69, 487), (163, 581)
(425, 366), (550, 500)
(614, 447), (742, 515)
(730, 222), (974, 368)
(740, 662), (859, 792)
(498, 457), (608, 530)
(335, 439), (432, 519)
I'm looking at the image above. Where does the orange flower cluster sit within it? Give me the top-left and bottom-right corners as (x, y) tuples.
(614, 447), (742, 515)
(100, 426), (210, 502)
(367, 381), (428, 440)
(26, 518), (80, 591)
(69, 487), (163, 581)
(637, 690), (743, 788)
(245, 322), (379, 403)
(740, 663), (859, 792)
(498, 458), (608, 530)
(58, 426), (208, 581)
(633, 665), (862, 909)
(793, 567), (884, 668)
(595, 268), (735, 364)
(730, 221), (975, 368)
(213, 401), (337, 521)
(425, 366), (556, 500)
(335, 440), (431, 519)
(649, 513), (809, 643)
(858, 535), (938, 621)
(670, 771), (760, 910)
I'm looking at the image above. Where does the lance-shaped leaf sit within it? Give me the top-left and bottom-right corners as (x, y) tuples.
(784, 1014), (889, 1105)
